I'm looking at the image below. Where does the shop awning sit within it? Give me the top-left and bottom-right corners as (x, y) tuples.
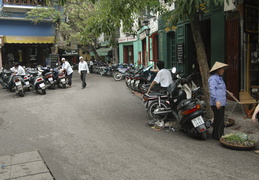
(90, 48), (112, 56)
(4, 36), (55, 44)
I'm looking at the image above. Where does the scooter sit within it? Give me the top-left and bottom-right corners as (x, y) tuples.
(113, 64), (134, 81)
(0, 69), (12, 89)
(132, 66), (156, 93)
(42, 67), (55, 89)
(0, 69), (27, 97)
(147, 78), (210, 140)
(12, 75), (26, 97)
(27, 69), (46, 95)
(100, 65), (112, 77)
(22, 74), (31, 92)
(52, 68), (67, 88)
(125, 66), (145, 89)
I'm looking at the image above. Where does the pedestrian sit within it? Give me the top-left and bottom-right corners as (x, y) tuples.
(78, 56), (89, 89)
(60, 57), (73, 88)
(251, 104), (259, 154)
(146, 60), (173, 94)
(208, 61), (228, 140)
(89, 59), (94, 73)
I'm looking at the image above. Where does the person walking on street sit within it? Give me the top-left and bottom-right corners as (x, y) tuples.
(89, 59), (94, 73)
(146, 60), (173, 94)
(78, 56), (89, 89)
(208, 61), (228, 140)
(61, 57), (73, 88)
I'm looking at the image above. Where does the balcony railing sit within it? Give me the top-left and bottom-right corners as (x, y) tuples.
(3, 0), (46, 6)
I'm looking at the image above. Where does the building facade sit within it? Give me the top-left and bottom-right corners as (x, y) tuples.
(0, 0), (55, 68)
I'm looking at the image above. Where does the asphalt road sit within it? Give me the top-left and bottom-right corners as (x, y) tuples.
(0, 73), (258, 180)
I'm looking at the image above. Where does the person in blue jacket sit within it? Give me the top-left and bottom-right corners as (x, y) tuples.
(208, 61), (229, 140)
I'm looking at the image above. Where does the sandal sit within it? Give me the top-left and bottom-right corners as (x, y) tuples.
(254, 150), (259, 154)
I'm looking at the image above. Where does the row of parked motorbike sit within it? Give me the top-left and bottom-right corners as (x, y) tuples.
(0, 66), (68, 97)
(90, 62), (137, 81)
(121, 65), (211, 140)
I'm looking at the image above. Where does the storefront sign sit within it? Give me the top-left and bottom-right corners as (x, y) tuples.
(118, 37), (137, 43)
(176, 43), (184, 63)
(64, 50), (78, 55)
(101, 41), (110, 47)
(49, 54), (59, 68)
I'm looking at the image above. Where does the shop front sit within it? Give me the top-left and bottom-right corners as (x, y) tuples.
(118, 36), (137, 65)
(243, 0), (259, 98)
(1, 36), (54, 68)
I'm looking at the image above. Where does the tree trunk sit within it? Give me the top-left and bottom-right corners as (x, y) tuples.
(190, 17), (213, 119)
(113, 45), (119, 64)
(89, 44), (101, 61)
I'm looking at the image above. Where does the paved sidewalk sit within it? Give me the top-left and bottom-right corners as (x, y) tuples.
(0, 151), (54, 180)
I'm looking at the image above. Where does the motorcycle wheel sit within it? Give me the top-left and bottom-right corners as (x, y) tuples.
(42, 89), (46, 95)
(147, 101), (169, 121)
(18, 90), (25, 97)
(139, 83), (148, 94)
(125, 78), (130, 88)
(200, 131), (207, 140)
(50, 84), (55, 89)
(133, 80), (140, 92)
(113, 72), (123, 81)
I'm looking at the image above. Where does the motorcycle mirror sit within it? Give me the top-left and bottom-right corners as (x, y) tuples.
(172, 67), (176, 74)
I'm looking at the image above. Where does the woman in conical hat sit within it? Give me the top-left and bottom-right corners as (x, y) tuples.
(208, 61), (228, 140)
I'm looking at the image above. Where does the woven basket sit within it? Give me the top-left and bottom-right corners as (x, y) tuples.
(220, 138), (255, 150)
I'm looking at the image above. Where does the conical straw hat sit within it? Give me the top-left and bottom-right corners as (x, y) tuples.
(209, 61), (228, 73)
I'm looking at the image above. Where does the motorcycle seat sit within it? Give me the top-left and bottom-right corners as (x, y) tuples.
(147, 92), (166, 97)
(28, 71), (38, 76)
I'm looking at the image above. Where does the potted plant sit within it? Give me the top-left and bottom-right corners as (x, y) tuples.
(220, 133), (256, 150)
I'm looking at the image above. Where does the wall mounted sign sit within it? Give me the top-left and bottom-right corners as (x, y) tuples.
(176, 43), (184, 63)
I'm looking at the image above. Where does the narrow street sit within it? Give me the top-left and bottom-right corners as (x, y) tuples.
(0, 73), (258, 180)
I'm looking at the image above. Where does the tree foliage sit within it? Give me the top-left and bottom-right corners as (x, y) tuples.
(26, 0), (98, 46)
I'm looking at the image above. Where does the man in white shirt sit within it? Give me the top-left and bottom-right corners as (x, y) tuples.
(61, 58), (73, 88)
(14, 63), (26, 76)
(78, 56), (89, 89)
(147, 61), (173, 94)
(8, 63), (26, 91)
(89, 59), (94, 73)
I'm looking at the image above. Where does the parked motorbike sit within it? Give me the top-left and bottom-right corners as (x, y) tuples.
(147, 78), (210, 140)
(42, 67), (55, 89)
(0, 69), (27, 97)
(100, 65), (113, 77)
(0, 69), (12, 89)
(132, 66), (156, 93)
(12, 75), (26, 97)
(27, 70), (46, 95)
(52, 68), (67, 88)
(22, 74), (31, 92)
(125, 66), (144, 88)
(113, 64), (134, 81)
